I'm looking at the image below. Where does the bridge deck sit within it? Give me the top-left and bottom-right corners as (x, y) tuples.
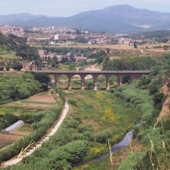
(34, 70), (150, 74)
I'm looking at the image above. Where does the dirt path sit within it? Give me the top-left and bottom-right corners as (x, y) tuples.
(1, 103), (69, 168)
(159, 81), (170, 121)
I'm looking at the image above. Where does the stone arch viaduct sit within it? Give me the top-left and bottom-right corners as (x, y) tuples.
(34, 70), (150, 90)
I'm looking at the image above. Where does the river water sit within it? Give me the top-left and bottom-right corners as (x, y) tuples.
(94, 130), (133, 162)
(75, 130), (133, 168)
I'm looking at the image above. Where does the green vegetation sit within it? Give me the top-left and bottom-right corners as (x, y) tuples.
(0, 33), (27, 61)
(0, 33), (26, 50)
(74, 53), (170, 170)
(0, 113), (19, 130)
(118, 152), (146, 170)
(1, 90), (142, 170)
(0, 33), (21, 62)
(103, 57), (156, 70)
(20, 100), (56, 105)
(109, 54), (169, 169)
(15, 45), (39, 61)
(0, 107), (62, 163)
(12, 61), (23, 71)
(0, 72), (50, 104)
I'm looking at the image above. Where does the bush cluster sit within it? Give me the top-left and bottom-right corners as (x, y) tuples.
(0, 73), (43, 104)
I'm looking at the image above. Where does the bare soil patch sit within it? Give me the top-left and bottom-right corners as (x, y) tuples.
(11, 130), (31, 136)
(0, 134), (23, 149)
(84, 64), (102, 71)
(0, 134), (22, 141)
(159, 81), (170, 120)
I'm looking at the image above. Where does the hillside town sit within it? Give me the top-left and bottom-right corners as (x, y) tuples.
(0, 25), (159, 45)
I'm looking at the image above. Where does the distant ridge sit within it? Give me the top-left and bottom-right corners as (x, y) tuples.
(0, 5), (170, 33)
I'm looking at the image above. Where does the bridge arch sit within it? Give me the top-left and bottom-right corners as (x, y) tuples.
(109, 75), (119, 88)
(96, 75), (106, 90)
(122, 75), (132, 84)
(84, 74), (94, 90)
(71, 74), (81, 90)
(54, 74), (69, 89)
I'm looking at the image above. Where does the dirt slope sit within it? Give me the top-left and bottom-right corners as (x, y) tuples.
(159, 81), (170, 121)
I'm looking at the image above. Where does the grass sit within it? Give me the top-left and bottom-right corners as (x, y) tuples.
(66, 90), (142, 165)
(19, 124), (32, 132)
(0, 49), (18, 61)
(20, 100), (56, 105)
(0, 106), (37, 116)
(67, 91), (140, 132)
(28, 42), (170, 55)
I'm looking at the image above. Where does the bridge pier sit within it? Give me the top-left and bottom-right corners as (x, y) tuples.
(55, 75), (59, 88)
(119, 76), (123, 85)
(106, 76), (110, 90)
(81, 76), (85, 90)
(93, 76), (98, 90)
(68, 77), (72, 90)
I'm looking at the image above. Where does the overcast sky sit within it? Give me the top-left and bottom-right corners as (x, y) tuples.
(0, 0), (170, 16)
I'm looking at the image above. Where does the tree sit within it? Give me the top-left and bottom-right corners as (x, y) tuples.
(163, 45), (168, 50)
(0, 67), (3, 71)
(97, 56), (104, 65)
(69, 63), (76, 71)
(153, 93), (164, 105)
(122, 75), (132, 84)
(53, 56), (58, 64)
(149, 84), (158, 95)
(12, 61), (23, 71)
(134, 41), (137, 48)
(34, 73), (50, 91)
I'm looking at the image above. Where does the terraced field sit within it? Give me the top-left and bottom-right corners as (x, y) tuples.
(0, 92), (57, 149)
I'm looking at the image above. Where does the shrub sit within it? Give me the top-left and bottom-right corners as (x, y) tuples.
(49, 127), (73, 146)
(64, 119), (80, 128)
(118, 152), (146, 170)
(96, 130), (112, 143)
(50, 159), (71, 170)
(153, 92), (164, 105)
(63, 140), (89, 164)
(149, 84), (158, 94)
(68, 99), (77, 107)
(0, 113), (19, 130)
(12, 61), (23, 71)
(77, 124), (93, 133)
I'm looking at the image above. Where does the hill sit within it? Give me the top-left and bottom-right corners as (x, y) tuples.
(0, 5), (170, 33)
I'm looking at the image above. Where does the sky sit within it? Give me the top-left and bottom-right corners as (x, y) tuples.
(0, 0), (170, 17)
